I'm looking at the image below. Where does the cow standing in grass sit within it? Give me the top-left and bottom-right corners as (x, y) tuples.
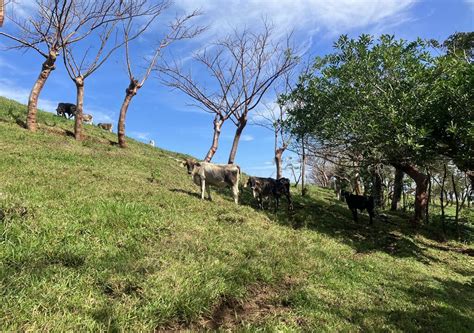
(56, 103), (76, 119)
(342, 190), (375, 224)
(245, 176), (293, 212)
(182, 159), (240, 204)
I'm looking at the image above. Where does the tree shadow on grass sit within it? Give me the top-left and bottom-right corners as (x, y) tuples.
(367, 277), (474, 332)
(249, 188), (449, 264)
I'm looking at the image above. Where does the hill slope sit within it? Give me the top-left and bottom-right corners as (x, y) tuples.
(0, 96), (473, 331)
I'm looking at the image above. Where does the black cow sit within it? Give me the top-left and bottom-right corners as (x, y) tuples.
(245, 176), (293, 212)
(56, 103), (77, 119)
(342, 190), (374, 224)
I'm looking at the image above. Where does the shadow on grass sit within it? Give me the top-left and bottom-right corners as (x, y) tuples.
(243, 187), (470, 264)
(169, 188), (202, 199)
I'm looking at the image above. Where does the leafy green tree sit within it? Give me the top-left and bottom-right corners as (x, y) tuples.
(287, 35), (438, 222)
(426, 33), (474, 184)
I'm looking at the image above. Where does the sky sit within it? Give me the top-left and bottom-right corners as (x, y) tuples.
(0, 0), (473, 178)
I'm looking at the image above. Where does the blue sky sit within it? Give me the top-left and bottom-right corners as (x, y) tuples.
(1, 0), (473, 177)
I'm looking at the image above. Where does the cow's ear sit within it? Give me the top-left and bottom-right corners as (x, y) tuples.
(181, 161), (186, 167)
(195, 162), (201, 167)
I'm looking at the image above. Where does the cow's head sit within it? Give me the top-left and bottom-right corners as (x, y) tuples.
(245, 177), (260, 198)
(182, 159), (200, 175)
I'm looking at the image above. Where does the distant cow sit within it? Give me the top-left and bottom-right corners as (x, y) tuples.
(97, 123), (112, 132)
(82, 114), (93, 124)
(342, 190), (374, 224)
(149, 140), (155, 147)
(56, 103), (76, 118)
(245, 176), (293, 211)
(182, 159), (240, 204)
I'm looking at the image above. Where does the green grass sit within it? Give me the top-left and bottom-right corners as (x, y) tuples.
(0, 96), (473, 332)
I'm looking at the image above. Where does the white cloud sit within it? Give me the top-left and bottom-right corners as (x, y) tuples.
(174, 0), (416, 40)
(241, 134), (254, 142)
(465, 0), (474, 10)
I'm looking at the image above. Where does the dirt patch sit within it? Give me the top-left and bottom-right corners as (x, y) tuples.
(199, 285), (284, 330)
(159, 278), (303, 332)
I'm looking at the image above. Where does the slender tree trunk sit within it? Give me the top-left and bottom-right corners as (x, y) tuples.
(228, 116), (247, 164)
(204, 114), (224, 162)
(394, 163), (429, 224)
(118, 79), (139, 148)
(27, 49), (58, 131)
(425, 172), (431, 224)
(452, 173), (459, 225)
(373, 169), (384, 208)
(275, 148), (284, 179)
(353, 173), (363, 195)
(440, 165), (447, 223)
(391, 168), (404, 211)
(301, 139), (306, 196)
(74, 76), (85, 141)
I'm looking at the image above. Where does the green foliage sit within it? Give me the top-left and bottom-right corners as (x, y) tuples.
(287, 34), (439, 167)
(0, 96), (473, 331)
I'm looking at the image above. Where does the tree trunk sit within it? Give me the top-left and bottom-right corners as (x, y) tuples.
(373, 169), (384, 208)
(452, 173), (459, 225)
(425, 172), (431, 224)
(301, 139), (306, 196)
(118, 79), (139, 148)
(74, 76), (85, 141)
(275, 148), (284, 179)
(440, 165), (447, 224)
(204, 114), (224, 162)
(394, 163), (429, 223)
(354, 171), (363, 195)
(391, 168), (404, 211)
(228, 116), (247, 164)
(27, 49), (58, 131)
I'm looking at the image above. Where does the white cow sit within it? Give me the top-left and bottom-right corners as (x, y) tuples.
(182, 159), (240, 204)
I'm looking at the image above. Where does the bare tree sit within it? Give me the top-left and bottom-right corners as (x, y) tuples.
(253, 82), (294, 178)
(62, 0), (160, 141)
(117, 7), (203, 148)
(160, 38), (245, 161)
(0, 0), (134, 131)
(225, 23), (298, 164)
(0, 0), (4, 27)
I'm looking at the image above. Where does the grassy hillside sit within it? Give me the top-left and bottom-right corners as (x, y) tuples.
(0, 96), (473, 332)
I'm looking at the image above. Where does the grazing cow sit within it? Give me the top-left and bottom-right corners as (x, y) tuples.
(342, 190), (374, 224)
(149, 140), (155, 147)
(82, 114), (93, 124)
(182, 159), (240, 204)
(245, 176), (293, 211)
(97, 123), (113, 132)
(56, 103), (76, 119)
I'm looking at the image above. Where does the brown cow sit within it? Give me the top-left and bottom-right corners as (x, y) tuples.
(97, 123), (112, 132)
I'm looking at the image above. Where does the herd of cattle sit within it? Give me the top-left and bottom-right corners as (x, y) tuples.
(56, 102), (113, 132)
(56, 101), (375, 222)
(181, 158), (375, 223)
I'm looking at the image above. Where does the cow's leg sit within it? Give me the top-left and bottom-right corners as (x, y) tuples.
(232, 183), (239, 204)
(274, 195), (280, 213)
(286, 194), (293, 211)
(351, 208), (358, 222)
(368, 208), (374, 225)
(200, 179), (206, 200)
(207, 186), (212, 201)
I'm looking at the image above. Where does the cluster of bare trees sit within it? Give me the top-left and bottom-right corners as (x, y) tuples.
(160, 21), (298, 163)
(1, 0), (201, 146)
(2, 1), (298, 164)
